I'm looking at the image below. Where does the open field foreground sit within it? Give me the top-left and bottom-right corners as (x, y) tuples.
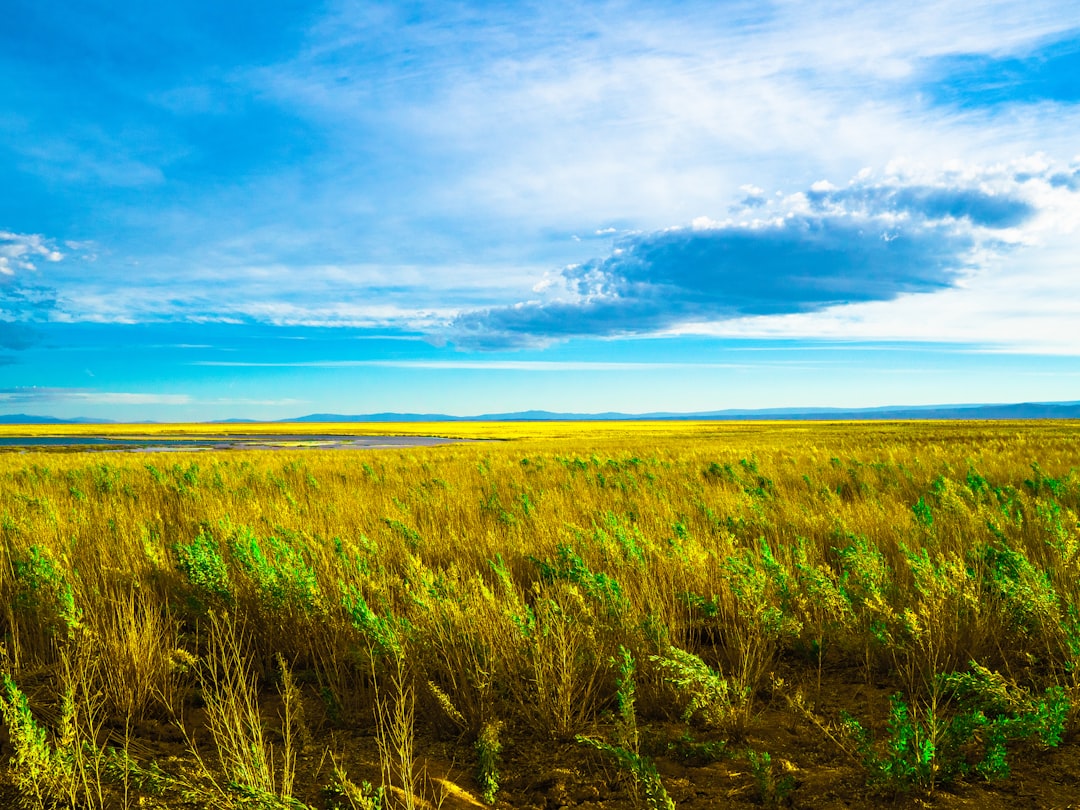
(3, 421), (1080, 809)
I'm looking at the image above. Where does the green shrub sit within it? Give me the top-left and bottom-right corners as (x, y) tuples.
(475, 720), (502, 805)
(650, 646), (749, 734)
(174, 529), (232, 608)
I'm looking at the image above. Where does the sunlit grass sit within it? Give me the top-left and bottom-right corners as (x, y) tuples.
(2, 419), (1079, 806)
(2, 417), (1037, 442)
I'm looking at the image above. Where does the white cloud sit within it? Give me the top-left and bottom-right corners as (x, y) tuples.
(253, 0), (1080, 235)
(206, 397), (308, 407)
(9, 1), (1080, 358)
(0, 231), (64, 276)
(38, 254), (545, 327)
(667, 228), (1080, 354)
(449, 158), (1080, 350)
(191, 359), (787, 371)
(0, 388), (191, 406)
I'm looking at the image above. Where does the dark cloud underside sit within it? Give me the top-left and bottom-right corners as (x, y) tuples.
(453, 215), (976, 348)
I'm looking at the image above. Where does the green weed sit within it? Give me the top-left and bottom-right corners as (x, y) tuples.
(650, 646), (750, 735)
(475, 719), (503, 805)
(746, 749), (795, 808)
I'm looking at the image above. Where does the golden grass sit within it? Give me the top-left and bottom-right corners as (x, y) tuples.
(0, 417), (1010, 441)
(2, 419), (1080, 806)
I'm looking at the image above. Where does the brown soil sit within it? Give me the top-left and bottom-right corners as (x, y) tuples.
(6, 664), (1079, 809)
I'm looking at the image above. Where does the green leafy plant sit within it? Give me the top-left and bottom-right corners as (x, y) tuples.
(575, 735), (675, 810)
(833, 532), (898, 676)
(475, 719), (503, 805)
(341, 584), (406, 659)
(230, 526), (322, 615)
(575, 646), (675, 809)
(840, 666), (1070, 795)
(0, 673), (53, 809)
(791, 538), (851, 687)
(174, 529), (232, 608)
(103, 747), (174, 796)
(0, 666), (108, 810)
(746, 749), (795, 808)
(532, 544), (628, 617)
(650, 646), (749, 734)
(664, 730), (727, 764)
(976, 541), (1059, 637)
(940, 661), (1069, 778)
(841, 694), (943, 793)
(11, 544), (82, 640)
(912, 496), (934, 528)
(323, 762), (384, 810)
(721, 539), (804, 699)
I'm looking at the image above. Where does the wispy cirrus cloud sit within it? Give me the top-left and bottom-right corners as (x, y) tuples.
(243, 0), (1080, 241)
(451, 162), (1072, 348)
(191, 359), (778, 371)
(0, 388), (192, 406)
(0, 387), (309, 410)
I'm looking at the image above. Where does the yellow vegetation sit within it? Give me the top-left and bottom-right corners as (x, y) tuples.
(1, 420), (1079, 807)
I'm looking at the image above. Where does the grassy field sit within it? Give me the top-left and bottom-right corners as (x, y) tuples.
(2, 420), (1080, 808)
(0, 419), (836, 441)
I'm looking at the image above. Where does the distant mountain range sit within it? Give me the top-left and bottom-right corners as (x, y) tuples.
(3, 401), (1080, 424)
(289, 402), (1080, 421)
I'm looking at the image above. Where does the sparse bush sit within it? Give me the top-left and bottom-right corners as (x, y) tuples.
(475, 720), (502, 805)
(746, 749), (795, 807)
(650, 646), (751, 735)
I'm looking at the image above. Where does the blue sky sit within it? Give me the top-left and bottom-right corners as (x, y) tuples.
(2, 0), (1079, 420)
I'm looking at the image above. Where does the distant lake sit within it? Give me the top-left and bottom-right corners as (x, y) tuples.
(0, 435), (470, 452)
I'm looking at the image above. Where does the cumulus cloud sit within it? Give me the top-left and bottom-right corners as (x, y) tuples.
(450, 165), (1067, 348)
(0, 231), (64, 276)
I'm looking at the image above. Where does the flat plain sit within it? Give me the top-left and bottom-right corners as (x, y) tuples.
(2, 420), (1080, 809)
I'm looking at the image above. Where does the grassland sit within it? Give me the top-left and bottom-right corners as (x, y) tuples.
(2, 420), (1080, 809)
(0, 419), (825, 441)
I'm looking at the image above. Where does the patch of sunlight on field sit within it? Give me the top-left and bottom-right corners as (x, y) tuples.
(4, 417), (1076, 444)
